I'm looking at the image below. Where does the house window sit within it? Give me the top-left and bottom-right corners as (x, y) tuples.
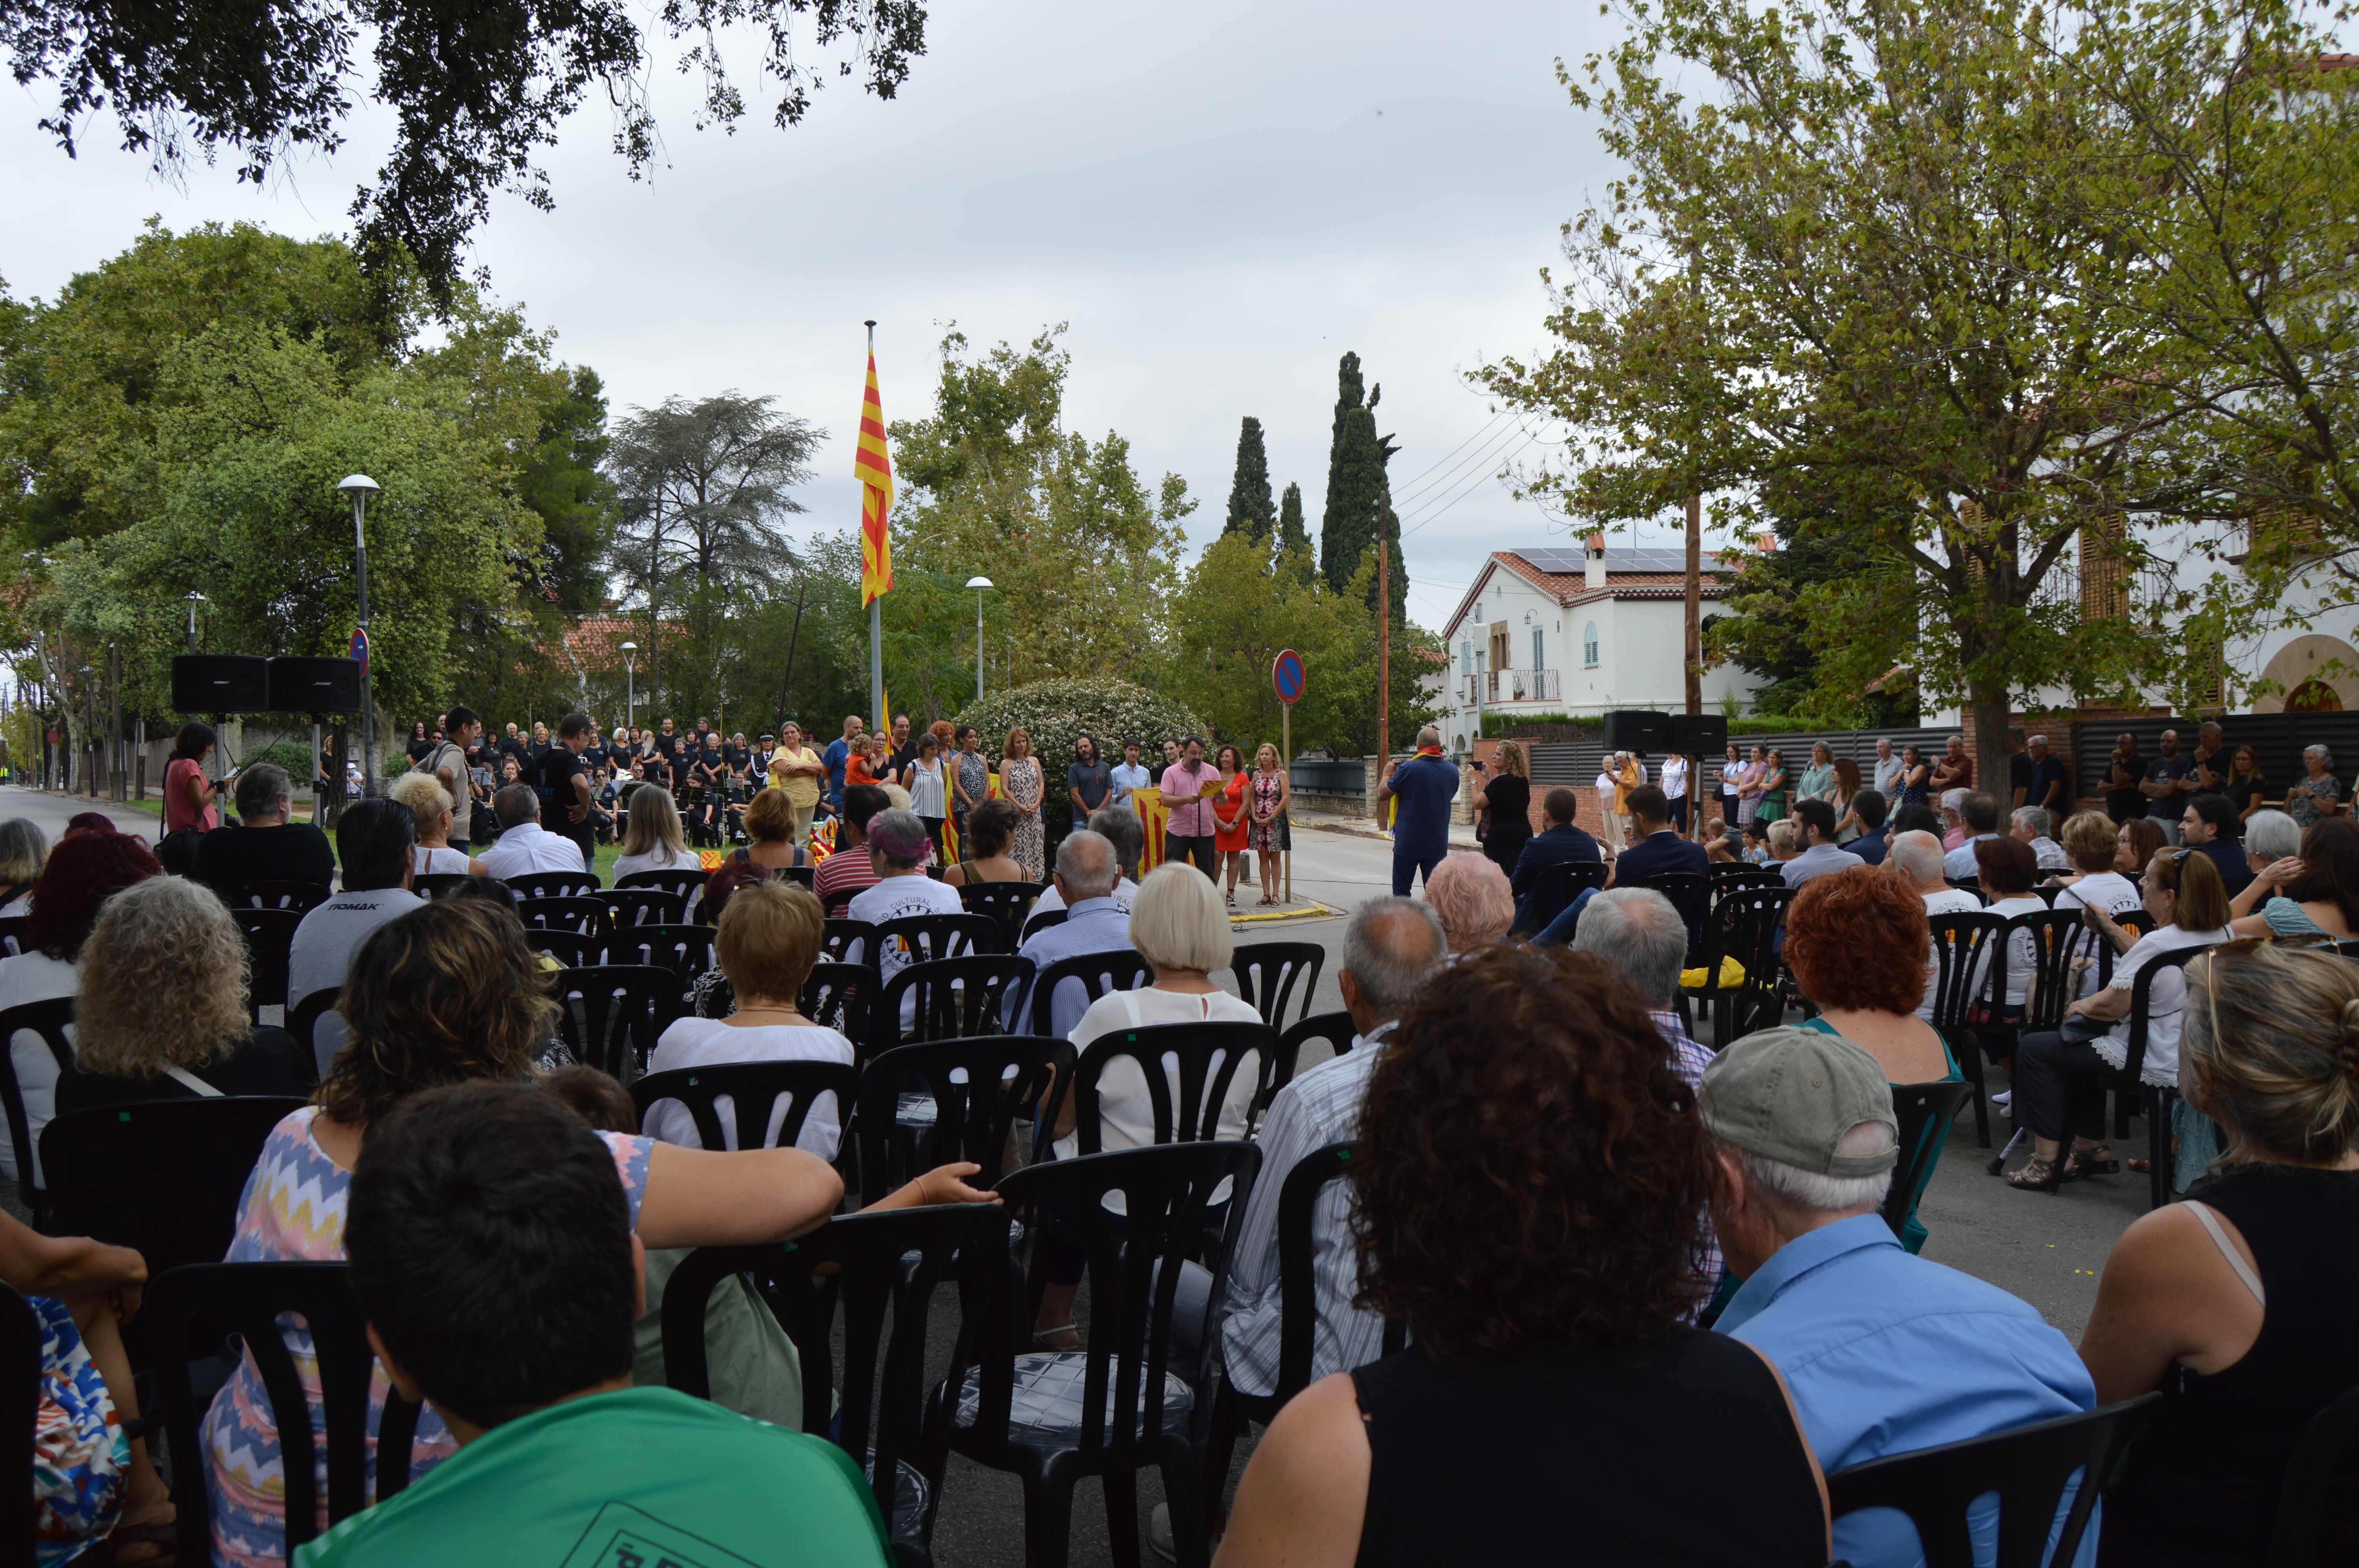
(1532, 627), (1544, 673)
(1461, 639), (1472, 675)
(1583, 621), (1600, 667)
(1474, 601), (1483, 623)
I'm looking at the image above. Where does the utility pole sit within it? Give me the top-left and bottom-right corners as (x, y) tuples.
(1376, 492), (1394, 815)
(339, 475), (381, 796)
(1685, 492), (1703, 715)
(107, 644), (122, 801)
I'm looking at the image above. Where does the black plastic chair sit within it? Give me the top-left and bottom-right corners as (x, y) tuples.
(1024, 950), (1154, 1038)
(231, 905), (305, 1021)
(801, 960), (880, 1045)
(1681, 885), (1795, 1046)
(607, 924), (718, 1000)
(824, 917), (879, 965)
(1946, 877), (1988, 906)
(0, 1283), (37, 1559)
(149, 1261), (425, 1564)
(516, 894), (609, 935)
(1530, 859), (1610, 931)
(1882, 1080), (1972, 1242)
(0, 998), (74, 1223)
(234, 879), (331, 913)
(854, 1035), (1073, 1205)
(2090, 942), (2220, 1209)
(663, 1203), (1012, 1564)
(951, 1142), (1264, 1568)
(0, 915), (27, 958)
(1230, 942), (1324, 1029)
(630, 1060), (859, 1154)
(617, 868), (709, 902)
(525, 928), (605, 969)
(1260, 1011), (1357, 1125)
(287, 988), (341, 1076)
(552, 965), (680, 1080)
(1626, 869), (1713, 960)
(601, 887), (689, 928)
(776, 864), (816, 889)
(960, 880), (1049, 953)
(2264, 1379), (2359, 1567)
(507, 869), (603, 898)
(41, 1098), (307, 1288)
(411, 872), (473, 900)
(1020, 908), (1070, 944)
(1710, 863), (1784, 891)
(1072, 1022), (1276, 1152)
(876, 911), (1004, 964)
(877, 955), (1038, 1053)
(1824, 1393), (2158, 1568)
(1927, 913), (2008, 1147)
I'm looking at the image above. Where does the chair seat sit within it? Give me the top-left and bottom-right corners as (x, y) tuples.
(895, 1091), (938, 1129)
(865, 1450), (930, 1544)
(954, 1351), (1195, 1441)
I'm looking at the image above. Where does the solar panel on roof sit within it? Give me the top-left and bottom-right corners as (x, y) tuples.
(1511, 546), (1704, 575)
(1520, 548), (1588, 573)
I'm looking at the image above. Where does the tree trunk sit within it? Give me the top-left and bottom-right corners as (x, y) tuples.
(1972, 684), (2012, 825)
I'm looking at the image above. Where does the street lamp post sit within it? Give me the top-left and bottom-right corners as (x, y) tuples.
(184, 591), (206, 653)
(337, 474), (381, 796)
(965, 577), (994, 703)
(620, 641), (638, 733)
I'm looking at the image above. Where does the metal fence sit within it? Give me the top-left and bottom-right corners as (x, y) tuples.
(2070, 714), (2359, 801)
(1530, 727), (1959, 792)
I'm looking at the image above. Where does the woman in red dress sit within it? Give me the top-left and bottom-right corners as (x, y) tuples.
(1213, 743), (1251, 909)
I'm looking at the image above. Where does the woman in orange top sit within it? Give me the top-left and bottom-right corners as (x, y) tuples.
(1213, 742), (1251, 909)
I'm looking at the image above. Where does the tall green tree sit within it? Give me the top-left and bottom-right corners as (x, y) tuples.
(1319, 352), (1387, 601)
(1276, 481), (1313, 582)
(1224, 416), (1274, 539)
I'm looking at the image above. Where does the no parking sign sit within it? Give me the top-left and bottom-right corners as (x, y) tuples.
(1271, 649), (1305, 706)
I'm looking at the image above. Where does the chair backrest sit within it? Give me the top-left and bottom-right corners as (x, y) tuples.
(600, 887), (690, 928)
(1231, 941), (1325, 1029)
(1074, 1020), (1275, 1150)
(231, 905), (306, 1016)
(411, 873), (472, 901)
(524, 928), (605, 969)
(605, 924), (718, 1000)
(516, 894), (609, 935)
(629, 1060), (859, 1152)
(551, 965), (680, 1080)
(775, 864), (816, 889)
(1712, 864), (1784, 891)
(41, 1098), (306, 1281)
(986, 1147), (1262, 1454)
(0, 1284), (37, 1557)
(1019, 907), (1069, 944)
(822, 917), (878, 965)
(1531, 860), (1610, 927)
(1946, 877), (1988, 906)
(2030, 885), (2068, 908)
(287, 989), (341, 1074)
(1881, 1080), (1972, 1240)
(0, 915), (27, 958)
(1704, 884), (1796, 1033)
(0, 997), (74, 1209)
(958, 879), (1047, 952)
(875, 911), (1003, 964)
(2009, 911), (2107, 1033)
(235, 880), (331, 913)
(661, 1203), (1010, 1541)
(2121, 939), (2219, 1080)
(1263, 1011), (1357, 1121)
(1825, 1394), (2159, 1568)
(148, 1261), (425, 1562)
(616, 868), (709, 900)
(854, 1035), (1073, 1204)
(800, 960), (879, 1045)
(1627, 870), (1712, 956)
(878, 955), (1037, 1051)
(1273, 1141), (1408, 1404)
(1025, 949), (1154, 1037)
(507, 869), (603, 898)
(1927, 913), (2009, 1033)
(2265, 1379), (2359, 1568)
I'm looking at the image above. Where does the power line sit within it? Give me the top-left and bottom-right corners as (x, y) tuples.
(1399, 430), (1540, 539)
(1381, 408), (1512, 501)
(1389, 417), (1529, 512)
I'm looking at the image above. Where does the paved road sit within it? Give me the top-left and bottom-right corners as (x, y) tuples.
(0, 786), (162, 845)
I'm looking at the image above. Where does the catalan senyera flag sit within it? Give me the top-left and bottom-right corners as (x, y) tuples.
(856, 347), (894, 606)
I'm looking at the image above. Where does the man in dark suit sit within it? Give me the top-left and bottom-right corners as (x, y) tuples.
(1509, 786), (1601, 933)
(1536, 785), (1707, 945)
(1844, 789), (1892, 866)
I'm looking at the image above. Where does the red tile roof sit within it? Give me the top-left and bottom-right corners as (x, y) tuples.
(1448, 550), (1741, 634)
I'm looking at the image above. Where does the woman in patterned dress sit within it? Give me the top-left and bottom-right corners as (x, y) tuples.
(1249, 742), (1291, 907)
(202, 898), (846, 1567)
(1001, 727), (1046, 881)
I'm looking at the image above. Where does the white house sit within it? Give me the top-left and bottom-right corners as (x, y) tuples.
(1436, 537), (1762, 750)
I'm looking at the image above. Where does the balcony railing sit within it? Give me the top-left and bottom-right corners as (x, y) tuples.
(1464, 668), (1561, 704)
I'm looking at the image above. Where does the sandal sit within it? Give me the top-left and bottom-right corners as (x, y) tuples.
(2071, 1147), (2122, 1178)
(1033, 1324), (1080, 1352)
(2006, 1154), (2069, 1192)
(2127, 1157), (2153, 1174)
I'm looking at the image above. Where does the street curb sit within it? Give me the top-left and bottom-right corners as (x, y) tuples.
(1230, 901), (1340, 925)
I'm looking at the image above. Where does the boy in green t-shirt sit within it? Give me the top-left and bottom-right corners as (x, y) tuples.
(298, 1082), (890, 1568)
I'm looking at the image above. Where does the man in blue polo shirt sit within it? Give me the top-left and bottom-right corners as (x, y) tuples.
(823, 714), (863, 812)
(1374, 726), (1459, 895)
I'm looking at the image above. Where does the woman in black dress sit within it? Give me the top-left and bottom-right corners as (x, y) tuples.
(1479, 740), (1533, 879)
(1215, 944), (1830, 1568)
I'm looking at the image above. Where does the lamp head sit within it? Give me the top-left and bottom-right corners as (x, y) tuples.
(619, 641), (637, 654)
(965, 576), (995, 590)
(336, 474), (381, 495)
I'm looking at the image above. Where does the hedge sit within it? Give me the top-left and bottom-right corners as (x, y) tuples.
(954, 677), (1209, 844)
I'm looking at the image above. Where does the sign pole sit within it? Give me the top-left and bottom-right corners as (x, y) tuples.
(1282, 702), (1292, 905)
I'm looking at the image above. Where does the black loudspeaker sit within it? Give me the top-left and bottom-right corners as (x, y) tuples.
(1668, 713), (1729, 756)
(171, 656), (269, 714)
(1600, 709), (1674, 753)
(267, 657), (363, 714)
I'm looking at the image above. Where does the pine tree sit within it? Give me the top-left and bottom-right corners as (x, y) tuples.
(1319, 352), (1387, 598)
(1276, 481), (1314, 581)
(1223, 417), (1276, 539)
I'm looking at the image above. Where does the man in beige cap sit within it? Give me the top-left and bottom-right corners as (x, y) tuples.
(1699, 1025), (2097, 1568)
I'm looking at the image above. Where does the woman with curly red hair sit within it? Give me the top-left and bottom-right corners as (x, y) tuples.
(1214, 944), (1829, 1568)
(1781, 865), (1963, 1253)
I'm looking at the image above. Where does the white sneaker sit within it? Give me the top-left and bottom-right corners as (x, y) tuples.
(1991, 1089), (2013, 1109)
(1150, 1502), (1176, 1563)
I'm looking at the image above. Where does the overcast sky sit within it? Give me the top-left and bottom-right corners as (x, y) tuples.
(1, 0), (1713, 634)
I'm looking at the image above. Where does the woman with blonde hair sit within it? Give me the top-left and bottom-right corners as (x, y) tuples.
(0, 817), (45, 912)
(1423, 853), (1515, 953)
(1000, 727), (1045, 880)
(387, 772), (488, 877)
(54, 877), (312, 1112)
(1480, 740), (1532, 880)
(732, 787), (809, 872)
(1248, 742), (1291, 907)
(613, 785), (696, 880)
(2079, 940), (2359, 1564)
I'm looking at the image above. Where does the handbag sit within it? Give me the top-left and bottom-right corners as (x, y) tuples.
(2060, 1013), (2114, 1046)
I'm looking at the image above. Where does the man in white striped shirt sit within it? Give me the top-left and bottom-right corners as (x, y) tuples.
(1218, 896), (1447, 1401)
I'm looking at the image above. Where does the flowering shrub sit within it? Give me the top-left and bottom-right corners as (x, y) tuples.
(955, 677), (1208, 841)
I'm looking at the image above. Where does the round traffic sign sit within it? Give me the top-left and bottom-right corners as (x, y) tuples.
(1272, 648), (1306, 706)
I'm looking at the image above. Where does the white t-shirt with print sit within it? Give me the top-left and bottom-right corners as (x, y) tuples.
(849, 874), (967, 1026)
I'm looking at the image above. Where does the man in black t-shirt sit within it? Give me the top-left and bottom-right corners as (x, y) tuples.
(2104, 732), (2146, 824)
(529, 713), (598, 867)
(2022, 733), (2068, 816)
(192, 763), (337, 894)
(886, 713), (918, 781)
(2142, 728), (2195, 844)
(652, 718), (680, 765)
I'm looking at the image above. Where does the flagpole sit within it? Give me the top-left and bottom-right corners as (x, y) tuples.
(865, 320), (885, 733)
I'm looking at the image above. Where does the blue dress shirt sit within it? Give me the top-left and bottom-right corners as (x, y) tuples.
(1716, 1214), (2098, 1568)
(1005, 897), (1135, 1036)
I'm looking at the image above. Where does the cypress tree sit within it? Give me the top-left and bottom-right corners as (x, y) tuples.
(1276, 481), (1313, 581)
(1223, 416), (1276, 539)
(1320, 352), (1386, 597)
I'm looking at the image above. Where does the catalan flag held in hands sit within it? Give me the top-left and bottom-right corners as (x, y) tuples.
(856, 343), (894, 607)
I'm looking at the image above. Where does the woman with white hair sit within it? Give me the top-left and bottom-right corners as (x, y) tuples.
(52, 878), (312, 1114)
(387, 772), (488, 877)
(613, 785), (697, 880)
(1423, 853), (1515, 953)
(0, 818), (45, 913)
(1030, 862), (1265, 1348)
(2285, 744), (2344, 828)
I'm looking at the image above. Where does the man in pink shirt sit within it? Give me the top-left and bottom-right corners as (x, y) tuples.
(1158, 736), (1219, 875)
